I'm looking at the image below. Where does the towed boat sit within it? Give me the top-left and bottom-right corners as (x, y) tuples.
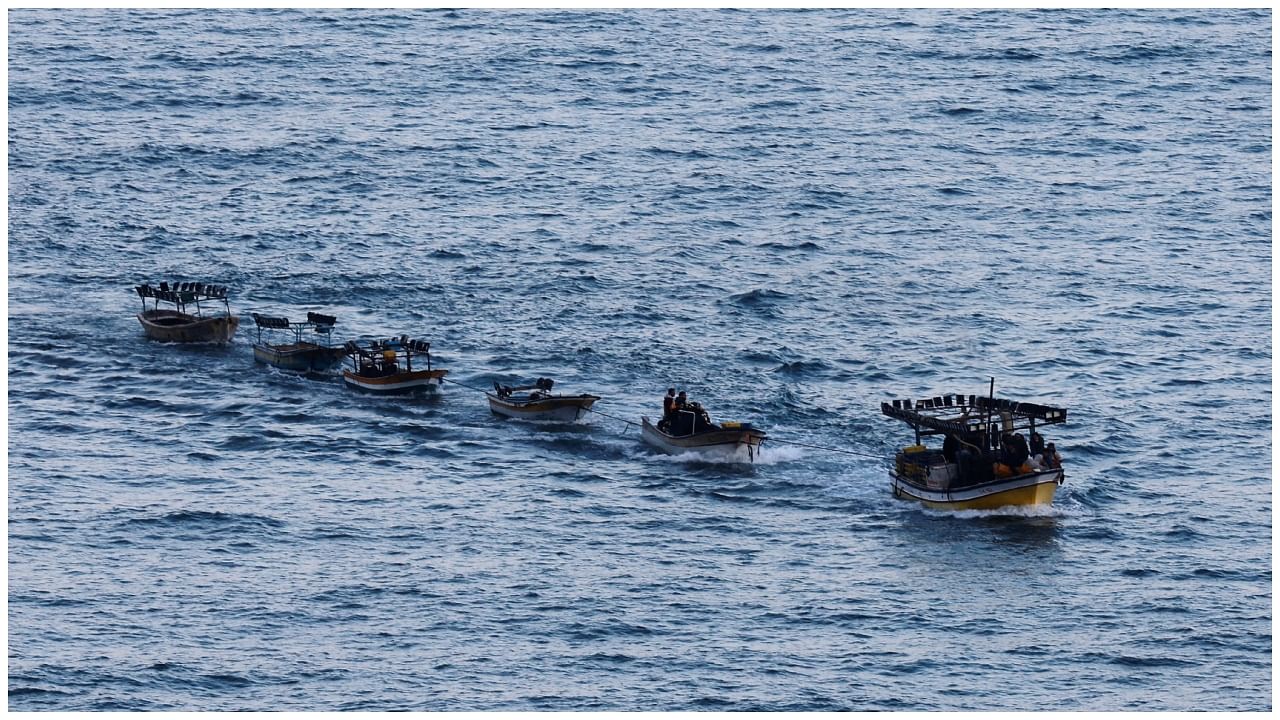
(134, 281), (238, 343)
(488, 377), (600, 422)
(641, 399), (767, 461)
(342, 335), (447, 394)
(251, 311), (345, 373)
(881, 383), (1067, 511)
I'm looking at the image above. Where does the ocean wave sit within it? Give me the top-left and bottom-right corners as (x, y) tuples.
(7, 6), (1270, 712)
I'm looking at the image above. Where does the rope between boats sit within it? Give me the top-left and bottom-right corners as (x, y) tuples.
(443, 378), (879, 459)
(442, 377), (492, 394)
(583, 406), (638, 430)
(765, 437), (885, 460)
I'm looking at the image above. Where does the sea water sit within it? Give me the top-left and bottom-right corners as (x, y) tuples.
(7, 8), (1271, 710)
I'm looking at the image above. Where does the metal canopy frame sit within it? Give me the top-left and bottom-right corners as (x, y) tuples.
(135, 281), (231, 317)
(251, 311), (338, 347)
(881, 390), (1067, 451)
(343, 335), (433, 373)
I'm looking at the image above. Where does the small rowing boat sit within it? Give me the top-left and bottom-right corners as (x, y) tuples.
(134, 281), (238, 343)
(251, 311), (345, 373)
(881, 380), (1067, 511)
(341, 335), (447, 394)
(487, 378), (600, 422)
(640, 397), (766, 461)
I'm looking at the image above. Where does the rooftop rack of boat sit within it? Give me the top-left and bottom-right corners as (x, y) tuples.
(134, 281), (231, 312)
(252, 311), (337, 342)
(344, 336), (434, 367)
(881, 392), (1067, 437)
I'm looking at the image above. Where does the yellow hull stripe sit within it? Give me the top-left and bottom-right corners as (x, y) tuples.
(895, 479), (1059, 510)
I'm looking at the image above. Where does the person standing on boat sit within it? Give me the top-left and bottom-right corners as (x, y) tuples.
(942, 433), (959, 462)
(662, 388), (677, 419)
(659, 388), (677, 432)
(1008, 432), (1030, 471)
(671, 391), (692, 435)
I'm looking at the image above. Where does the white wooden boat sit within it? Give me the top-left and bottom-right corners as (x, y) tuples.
(342, 336), (447, 394)
(640, 400), (766, 461)
(487, 378), (599, 422)
(251, 312), (345, 373)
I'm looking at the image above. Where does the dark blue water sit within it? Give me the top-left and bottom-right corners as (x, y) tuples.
(8, 8), (1271, 711)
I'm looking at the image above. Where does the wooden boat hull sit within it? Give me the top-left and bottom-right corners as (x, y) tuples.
(891, 468), (1064, 511)
(138, 310), (238, 344)
(342, 368), (448, 394)
(640, 416), (766, 461)
(253, 342), (346, 373)
(488, 394), (599, 422)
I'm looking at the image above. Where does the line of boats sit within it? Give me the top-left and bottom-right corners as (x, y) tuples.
(134, 281), (1071, 511)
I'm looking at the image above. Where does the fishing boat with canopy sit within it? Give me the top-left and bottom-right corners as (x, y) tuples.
(881, 381), (1067, 510)
(342, 335), (448, 394)
(251, 311), (345, 373)
(488, 377), (600, 422)
(134, 281), (238, 343)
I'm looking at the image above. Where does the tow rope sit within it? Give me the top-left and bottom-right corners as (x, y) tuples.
(438, 378), (879, 460)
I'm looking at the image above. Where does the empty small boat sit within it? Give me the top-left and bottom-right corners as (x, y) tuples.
(251, 311), (345, 373)
(487, 378), (600, 422)
(134, 281), (238, 343)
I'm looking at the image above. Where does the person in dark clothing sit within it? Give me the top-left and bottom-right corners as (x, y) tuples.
(942, 433), (959, 462)
(658, 388), (677, 432)
(1004, 433), (1030, 471)
(1029, 431), (1045, 457)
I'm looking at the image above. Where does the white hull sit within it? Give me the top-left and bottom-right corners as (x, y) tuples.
(488, 394), (597, 422)
(640, 417), (766, 461)
(342, 369), (445, 394)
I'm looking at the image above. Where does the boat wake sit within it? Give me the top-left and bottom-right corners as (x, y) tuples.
(629, 443), (796, 466)
(751, 444), (807, 464)
(922, 503), (1071, 520)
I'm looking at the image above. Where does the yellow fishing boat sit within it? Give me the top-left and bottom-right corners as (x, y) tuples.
(881, 381), (1067, 511)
